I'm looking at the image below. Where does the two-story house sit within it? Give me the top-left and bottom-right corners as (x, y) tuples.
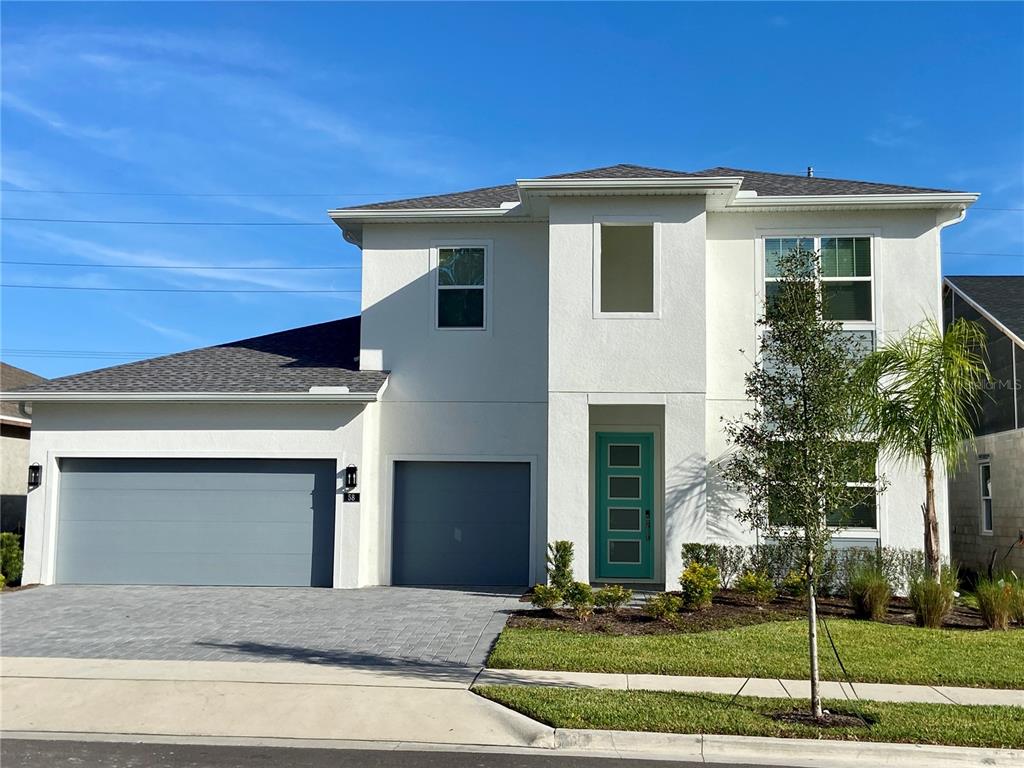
(9, 164), (978, 589)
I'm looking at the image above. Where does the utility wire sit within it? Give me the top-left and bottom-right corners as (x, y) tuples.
(0, 260), (361, 270)
(1, 217), (333, 226)
(1, 284), (357, 294)
(0, 188), (433, 197)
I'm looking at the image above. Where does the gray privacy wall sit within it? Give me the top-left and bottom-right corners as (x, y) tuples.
(392, 461), (530, 586)
(56, 458), (337, 586)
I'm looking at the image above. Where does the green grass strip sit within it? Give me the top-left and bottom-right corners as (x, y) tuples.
(475, 686), (1024, 749)
(488, 620), (1024, 688)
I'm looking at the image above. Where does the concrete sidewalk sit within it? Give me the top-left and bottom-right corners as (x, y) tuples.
(3, 657), (1021, 767)
(476, 668), (1024, 706)
(0, 657), (549, 748)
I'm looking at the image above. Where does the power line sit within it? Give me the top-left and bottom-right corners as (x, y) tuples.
(0, 188), (433, 198)
(1, 284), (358, 294)
(1, 260), (361, 270)
(1, 217), (333, 226)
(946, 251), (1024, 258)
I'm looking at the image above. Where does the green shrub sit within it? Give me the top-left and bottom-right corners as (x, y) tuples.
(546, 540), (575, 593)
(680, 543), (748, 588)
(1009, 576), (1024, 625)
(908, 568), (958, 629)
(848, 564), (892, 621)
(594, 584), (633, 613)
(780, 569), (807, 597)
(734, 571), (776, 605)
(562, 581), (595, 622)
(678, 562), (719, 610)
(643, 592), (682, 621)
(0, 533), (23, 586)
(975, 577), (1014, 631)
(0, 572), (5, 589)
(530, 583), (562, 610)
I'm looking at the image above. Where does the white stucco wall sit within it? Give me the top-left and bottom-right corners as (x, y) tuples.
(21, 401), (366, 587)
(358, 222), (550, 584)
(547, 196), (708, 584)
(705, 208), (953, 555)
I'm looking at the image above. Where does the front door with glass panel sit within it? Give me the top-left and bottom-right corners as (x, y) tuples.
(595, 432), (654, 580)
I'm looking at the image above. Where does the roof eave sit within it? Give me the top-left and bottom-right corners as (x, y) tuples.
(1, 389), (385, 404)
(721, 192), (980, 212)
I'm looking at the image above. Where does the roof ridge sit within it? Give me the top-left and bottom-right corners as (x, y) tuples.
(700, 166), (955, 193)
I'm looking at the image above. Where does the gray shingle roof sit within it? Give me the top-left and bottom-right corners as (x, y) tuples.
(1, 363), (47, 420)
(10, 316), (388, 396)
(339, 163), (959, 211)
(946, 276), (1024, 341)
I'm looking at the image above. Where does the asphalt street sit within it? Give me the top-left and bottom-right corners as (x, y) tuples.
(0, 739), (775, 768)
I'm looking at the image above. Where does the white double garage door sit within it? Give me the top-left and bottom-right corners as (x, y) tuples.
(54, 458), (530, 588)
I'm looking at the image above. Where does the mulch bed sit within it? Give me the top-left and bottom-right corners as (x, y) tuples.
(769, 708), (869, 729)
(508, 589), (996, 635)
(0, 583), (38, 593)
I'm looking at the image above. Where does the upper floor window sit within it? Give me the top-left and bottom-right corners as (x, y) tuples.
(765, 235), (875, 357)
(765, 236), (873, 322)
(597, 222), (657, 315)
(979, 462), (993, 534)
(435, 245), (486, 329)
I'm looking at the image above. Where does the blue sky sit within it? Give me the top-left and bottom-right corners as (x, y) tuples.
(2, 1), (1022, 379)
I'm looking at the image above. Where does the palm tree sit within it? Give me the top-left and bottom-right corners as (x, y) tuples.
(855, 318), (988, 579)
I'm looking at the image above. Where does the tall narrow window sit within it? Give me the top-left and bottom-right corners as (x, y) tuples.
(980, 462), (993, 534)
(599, 223), (654, 314)
(436, 246), (486, 329)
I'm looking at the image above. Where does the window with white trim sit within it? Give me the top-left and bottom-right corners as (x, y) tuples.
(979, 462), (993, 534)
(764, 235), (875, 354)
(436, 246), (486, 329)
(598, 223), (655, 314)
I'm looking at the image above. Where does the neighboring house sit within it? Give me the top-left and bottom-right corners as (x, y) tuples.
(943, 276), (1024, 577)
(1, 363), (47, 539)
(5, 164), (979, 589)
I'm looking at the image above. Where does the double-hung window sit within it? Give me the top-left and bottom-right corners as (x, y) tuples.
(980, 462), (993, 534)
(764, 235), (876, 356)
(435, 245), (487, 330)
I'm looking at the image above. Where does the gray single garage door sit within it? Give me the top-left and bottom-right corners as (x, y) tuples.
(56, 458), (336, 587)
(392, 461), (530, 586)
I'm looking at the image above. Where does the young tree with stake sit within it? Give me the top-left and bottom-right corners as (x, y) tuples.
(721, 245), (877, 721)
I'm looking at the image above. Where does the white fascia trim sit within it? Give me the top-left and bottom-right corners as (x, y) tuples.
(723, 192), (979, 211)
(0, 415), (32, 426)
(328, 207), (518, 221)
(944, 279), (1024, 347)
(1, 391), (383, 403)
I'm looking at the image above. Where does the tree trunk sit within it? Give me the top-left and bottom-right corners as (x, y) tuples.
(923, 453), (941, 580)
(806, 558), (823, 719)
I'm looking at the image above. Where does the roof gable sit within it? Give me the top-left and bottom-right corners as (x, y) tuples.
(946, 276), (1024, 342)
(9, 316), (388, 396)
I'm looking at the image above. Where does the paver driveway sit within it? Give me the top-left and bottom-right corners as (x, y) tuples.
(0, 585), (523, 668)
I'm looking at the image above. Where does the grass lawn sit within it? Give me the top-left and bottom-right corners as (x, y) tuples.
(475, 686), (1024, 749)
(488, 619), (1024, 689)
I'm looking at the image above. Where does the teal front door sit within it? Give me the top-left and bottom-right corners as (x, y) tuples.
(595, 432), (655, 580)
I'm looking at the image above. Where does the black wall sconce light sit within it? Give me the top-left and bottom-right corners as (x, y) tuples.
(27, 463), (42, 491)
(344, 464), (358, 490)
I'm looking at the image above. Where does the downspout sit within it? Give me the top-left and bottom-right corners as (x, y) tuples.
(936, 206), (968, 326)
(934, 205), (968, 569)
(18, 400), (32, 418)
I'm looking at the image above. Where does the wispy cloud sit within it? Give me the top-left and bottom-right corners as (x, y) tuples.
(1, 90), (127, 145)
(5, 228), (351, 294)
(867, 114), (923, 149)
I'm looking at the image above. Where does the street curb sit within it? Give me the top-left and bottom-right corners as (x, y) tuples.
(555, 728), (1024, 766)
(4, 729), (1022, 766)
